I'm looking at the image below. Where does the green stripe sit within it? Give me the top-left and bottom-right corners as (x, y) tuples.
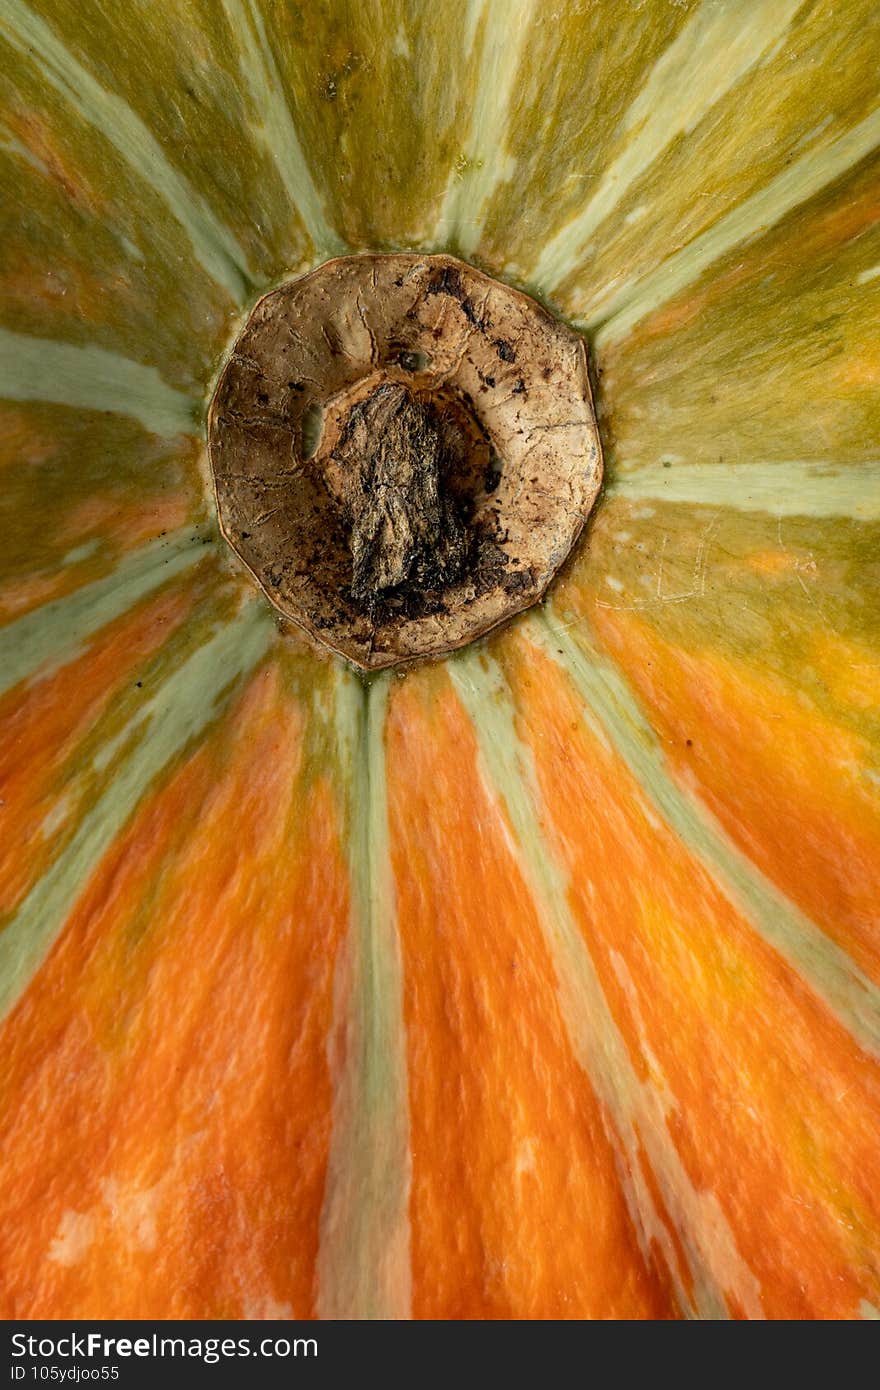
(0, 530), (209, 696)
(539, 608), (880, 1058)
(317, 670), (412, 1320)
(450, 648), (763, 1320)
(0, 329), (198, 438)
(0, 603), (273, 1019)
(0, 0), (253, 300)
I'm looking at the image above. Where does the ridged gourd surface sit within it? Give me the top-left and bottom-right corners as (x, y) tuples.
(0, 0), (879, 1320)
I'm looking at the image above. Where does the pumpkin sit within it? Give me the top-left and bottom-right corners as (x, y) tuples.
(1, 0), (878, 1322)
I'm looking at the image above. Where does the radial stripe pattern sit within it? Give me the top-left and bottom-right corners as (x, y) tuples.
(1, 0), (878, 1320)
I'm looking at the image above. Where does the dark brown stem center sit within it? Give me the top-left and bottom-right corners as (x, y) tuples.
(332, 383), (467, 610)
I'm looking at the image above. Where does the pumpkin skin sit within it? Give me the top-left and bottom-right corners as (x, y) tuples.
(0, 0), (879, 1321)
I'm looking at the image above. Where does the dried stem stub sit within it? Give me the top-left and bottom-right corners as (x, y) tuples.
(207, 254), (602, 670)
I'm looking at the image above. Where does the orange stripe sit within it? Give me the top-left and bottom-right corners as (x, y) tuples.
(57, 486), (194, 553)
(0, 579), (199, 916)
(0, 662), (348, 1319)
(386, 666), (675, 1319)
(593, 608), (880, 984)
(505, 632), (880, 1318)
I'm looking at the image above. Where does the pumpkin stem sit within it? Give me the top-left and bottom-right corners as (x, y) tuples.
(207, 253), (603, 670)
(334, 383), (468, 611)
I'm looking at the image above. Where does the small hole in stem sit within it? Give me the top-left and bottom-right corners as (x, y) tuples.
(301, 401), (324, 459)
(399, 349), (431, 373)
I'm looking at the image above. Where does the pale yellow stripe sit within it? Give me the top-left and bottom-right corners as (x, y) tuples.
(0, 603), (273, 1018)
(317, 670), (412, 1320)
(540, 608), (880, 1060)
(609, 460), (880, 521)
(220, 0), (343, 256)
(451, 645), (763, 1319)
(0, 530), (209, 696)
(591, 106), (880, 345)
(0, 0), (253, 299)
(435, 0), (536, 255)
(534, 0), (805, 288)
(0, 329), (197, 437)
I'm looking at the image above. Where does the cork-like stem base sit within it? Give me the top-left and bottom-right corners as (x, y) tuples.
(207, 253), (603, 670)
